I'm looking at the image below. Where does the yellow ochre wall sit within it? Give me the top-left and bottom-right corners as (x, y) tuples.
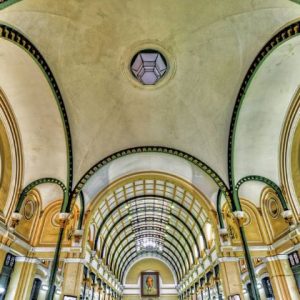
(124, 258), (177, 300)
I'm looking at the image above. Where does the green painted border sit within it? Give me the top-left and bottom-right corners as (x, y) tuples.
(216, 189), (225, 228)
(0, 23), (73, 300)
(0, 0), (22, 10)
(16, 177), (67, 212)
(71, 146), (231, 204)
(226, 21), (300, 300)
(235, 175), (289, 210)
(0, 24), (73, 196)
(227, 21), (300, 203)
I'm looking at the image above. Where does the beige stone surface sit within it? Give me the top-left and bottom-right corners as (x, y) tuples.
(125, 258), (175, 284)
(0, 0), (300, 187)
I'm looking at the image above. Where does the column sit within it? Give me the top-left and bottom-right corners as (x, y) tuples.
(219, 257), (244, 299)
(265, 255), (299, 300)
(5, 257), (38, 299)
(0, 245), (8, 271)
(60, 259), (84, 299)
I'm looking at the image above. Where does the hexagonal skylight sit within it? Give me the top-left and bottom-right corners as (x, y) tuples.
(131, 51), (167, 85)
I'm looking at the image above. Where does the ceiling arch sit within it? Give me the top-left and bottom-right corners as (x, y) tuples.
(86, 172), (218, 286)
(234, 31), (300, 205)
(0, 36), (68, 207)
(97, 195), (204, 257)
(104, 216), (194, 270)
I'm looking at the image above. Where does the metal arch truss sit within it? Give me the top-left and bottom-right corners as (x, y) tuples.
(110, 224), (190, 273)
(115, 238), (184, 280)
(109, 227), (189, 277)
(72, 146), (231, 202)
(95, 194), (207, 255)
(101, 208), (198, 264)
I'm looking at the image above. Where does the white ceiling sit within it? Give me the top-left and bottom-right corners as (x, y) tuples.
(0, 0), (300, 204)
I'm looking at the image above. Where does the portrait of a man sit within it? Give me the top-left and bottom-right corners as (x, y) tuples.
(141, 272), (160, 297)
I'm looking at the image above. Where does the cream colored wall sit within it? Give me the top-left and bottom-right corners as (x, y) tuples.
(125, 258), (175, 284)
(124, 258), (177, 299)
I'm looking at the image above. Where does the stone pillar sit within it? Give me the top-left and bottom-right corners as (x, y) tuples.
(60, 259), (84, 299)
(219, 257), (244, 299)
(265, 255), (299, 300)
(0, 245), (8, 271)
(5, 257), (38, 299)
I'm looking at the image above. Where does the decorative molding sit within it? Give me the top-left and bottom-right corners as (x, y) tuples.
(228, 20), (300, 192)
(218, 257), (239, 263)
(0, 24), (73, 194)
(263, 255), (288, 262)
(16, 177), (67, 212)
(71, 146), (230, 202)
(15, 257), (40, 264)
(235, 175), (288, 210)
(280, 87), (300, 218)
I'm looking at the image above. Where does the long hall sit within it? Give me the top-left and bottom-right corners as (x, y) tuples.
(0, 1), (299, 299)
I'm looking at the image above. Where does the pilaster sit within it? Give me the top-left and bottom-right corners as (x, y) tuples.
(265, 255), (299, 300)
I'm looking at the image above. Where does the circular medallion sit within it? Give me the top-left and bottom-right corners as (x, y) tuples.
(243, 211), (251, 226)
(23, 199), (35, 220)
(268, 197), (280, 218)
(52, 212), (61, 227)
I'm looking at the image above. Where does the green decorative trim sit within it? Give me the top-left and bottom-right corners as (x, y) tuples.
(235, 175), (289, 210)
(16, 177), (67, 212)
(216, 189), (225, 229)
(239, 226), (261, 299)
(72, 146), (231, 203)
(0, 0), (22, 10)
(0, 24), (73, 300)
(0, 24), (73, 194)
(77, 191), (85, 229)
(291, 0), (300, 4)
(46, 228), (64, 300)
(228, 21), (300, 201)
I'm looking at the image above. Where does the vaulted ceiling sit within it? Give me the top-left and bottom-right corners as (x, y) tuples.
(1, 1), (300, 286)
(1, 1), (300, 199)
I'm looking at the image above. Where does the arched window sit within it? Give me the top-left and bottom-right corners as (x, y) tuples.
(29, 278), (42, 300)
(261, 277), (274, 299)
(0, 253), (16, 300)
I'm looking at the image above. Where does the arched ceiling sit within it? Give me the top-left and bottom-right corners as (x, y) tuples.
(1, 0), (300, 188)
(89, 174), (215, 284)
(0, 39), (67, 206)
(235, 34), (300, 205)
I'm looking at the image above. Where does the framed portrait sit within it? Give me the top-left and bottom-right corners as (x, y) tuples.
(141, 272), (160, 297)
